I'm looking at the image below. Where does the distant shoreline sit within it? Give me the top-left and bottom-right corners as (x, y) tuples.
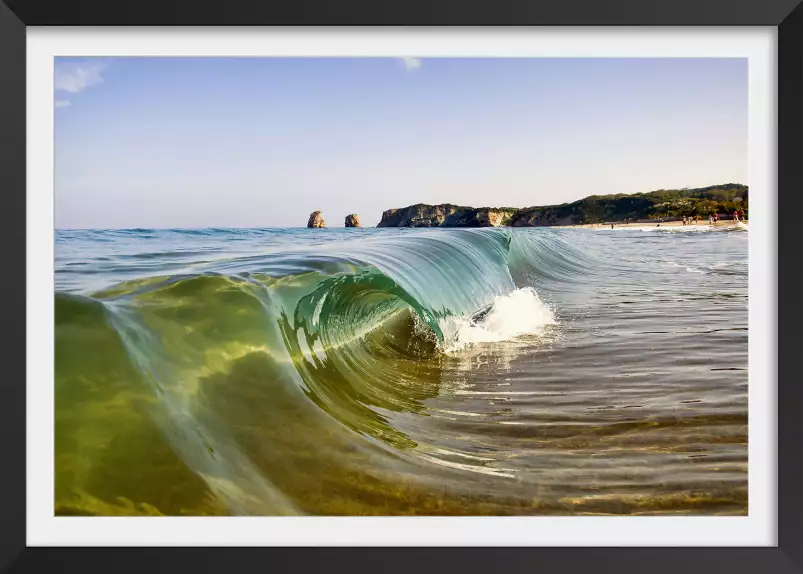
(375, 183), (747, 228)
(554, 219), (748, 230)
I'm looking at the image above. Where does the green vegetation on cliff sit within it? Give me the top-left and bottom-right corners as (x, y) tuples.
(377, 184), (748, 227)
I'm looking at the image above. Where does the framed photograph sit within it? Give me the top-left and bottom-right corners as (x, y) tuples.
(1, 0), (801, 572)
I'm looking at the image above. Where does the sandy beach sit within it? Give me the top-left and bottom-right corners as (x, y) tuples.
(555, 220), (748, 230)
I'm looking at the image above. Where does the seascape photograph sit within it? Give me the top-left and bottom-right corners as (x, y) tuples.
(54, 56), (749, 517)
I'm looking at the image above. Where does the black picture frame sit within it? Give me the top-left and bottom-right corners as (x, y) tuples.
(1, 1), (800, 572)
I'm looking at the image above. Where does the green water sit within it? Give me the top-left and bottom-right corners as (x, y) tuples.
(55, 226), (748, 515)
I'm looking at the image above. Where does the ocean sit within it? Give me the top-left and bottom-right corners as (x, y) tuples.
(54, 225), (748, 516)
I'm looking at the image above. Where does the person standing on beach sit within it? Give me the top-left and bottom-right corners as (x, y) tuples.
(708, 214), (714, 225)
(733, 210), (739, 223)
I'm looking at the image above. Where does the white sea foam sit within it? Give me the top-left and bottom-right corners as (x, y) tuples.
(636, 223), (748, 233)
(444, 287), (556, 352)
(637, 225), (711, 233)
(668, 262), (707, 275)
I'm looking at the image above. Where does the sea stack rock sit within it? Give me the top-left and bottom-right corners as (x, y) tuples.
(345, 214), (361, 227)
(307, 211), (326, 228)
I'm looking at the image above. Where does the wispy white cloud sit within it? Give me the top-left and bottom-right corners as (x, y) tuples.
(54, 60), (108, 94)
(399, 57), (422, 72)
(55, 100), (71, 108)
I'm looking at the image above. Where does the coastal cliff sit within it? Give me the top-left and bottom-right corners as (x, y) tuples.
(376, 184), (748, 228)
(377, 204), (517, 228)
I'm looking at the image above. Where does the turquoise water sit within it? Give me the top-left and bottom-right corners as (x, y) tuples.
(55, 225), (748, 515)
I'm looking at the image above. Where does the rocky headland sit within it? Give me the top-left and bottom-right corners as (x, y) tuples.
(377, 204), (518, 228)
(375, 184), (748, 228)
(345, 214), (361, 227)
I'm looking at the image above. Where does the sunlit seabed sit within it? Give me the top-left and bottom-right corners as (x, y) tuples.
(55, 225), (748, 515)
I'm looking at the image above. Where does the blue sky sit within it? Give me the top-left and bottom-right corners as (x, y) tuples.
(55, 57), (747, 229)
